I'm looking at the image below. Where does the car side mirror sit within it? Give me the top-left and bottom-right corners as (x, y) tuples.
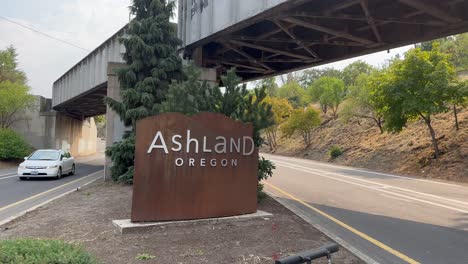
(24, 157), (28, 160)
(62, 157), (68, 161)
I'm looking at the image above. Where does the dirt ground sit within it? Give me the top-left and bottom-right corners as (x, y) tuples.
(265, 109), (467, 183)
(0, 181), (362, 264)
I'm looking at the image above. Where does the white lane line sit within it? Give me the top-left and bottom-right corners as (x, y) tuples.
(0, 175), (17, 181)
(274, 161), (468, 214)
(0, 172), (15, 177)
(0, 170), (103, 213)
(272, 159), (468, 207)
(264, 154), (461, 187)
(0, 172), (103, 227)
(381, 194), (413, 203)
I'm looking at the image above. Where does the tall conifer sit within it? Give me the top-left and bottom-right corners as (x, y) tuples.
(105, 0), (184, 183)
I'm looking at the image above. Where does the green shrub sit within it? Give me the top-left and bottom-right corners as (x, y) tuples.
(329, 145), (343, 159)
(0, 239), (99, 264)
(0, 128), (32, 160)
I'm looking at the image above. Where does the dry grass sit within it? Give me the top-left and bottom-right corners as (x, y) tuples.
(266, 108), (467, 183)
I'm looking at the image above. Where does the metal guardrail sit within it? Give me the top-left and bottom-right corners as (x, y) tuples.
(275, 243), (339, 264)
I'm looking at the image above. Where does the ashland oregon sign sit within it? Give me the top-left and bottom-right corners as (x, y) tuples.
(131, 112), (258, 222)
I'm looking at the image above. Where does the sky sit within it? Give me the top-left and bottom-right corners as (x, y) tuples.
(0, 0), (412, 98)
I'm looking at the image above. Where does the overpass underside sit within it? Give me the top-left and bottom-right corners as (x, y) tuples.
(185, 0), (468, 81)
(53, 83), (107, 119)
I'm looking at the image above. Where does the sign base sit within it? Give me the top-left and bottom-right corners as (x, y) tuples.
(113, 210), (273, 234)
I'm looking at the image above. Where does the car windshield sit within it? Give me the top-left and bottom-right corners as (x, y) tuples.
(28, 151), (60, 161)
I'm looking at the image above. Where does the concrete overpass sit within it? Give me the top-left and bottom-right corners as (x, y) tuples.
(48, 0), (468, 173)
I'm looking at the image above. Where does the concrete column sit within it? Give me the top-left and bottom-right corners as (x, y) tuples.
(54, 114), (97, 157)
(105, 62), (127, 180)
(199, 67), (218, 87)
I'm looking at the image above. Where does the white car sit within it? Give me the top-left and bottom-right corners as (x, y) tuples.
(18, 149), (75, 180)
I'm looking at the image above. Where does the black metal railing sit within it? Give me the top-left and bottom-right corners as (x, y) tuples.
(275, 243), (339, 264)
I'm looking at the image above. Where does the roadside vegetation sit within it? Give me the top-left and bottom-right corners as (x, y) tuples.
(0, 239), (98, 264)
(259, 34), (468, 181)
(0, 46), (34, 161)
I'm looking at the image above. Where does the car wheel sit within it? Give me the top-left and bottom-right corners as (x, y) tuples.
(56, 167), (62, 179)
(69, 164), (75, 175)
(19, 177), (26, 181)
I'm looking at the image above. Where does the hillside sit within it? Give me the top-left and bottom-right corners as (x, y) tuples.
(264, 108), (468, 183)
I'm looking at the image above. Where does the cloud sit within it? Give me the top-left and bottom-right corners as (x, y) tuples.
(0, 0), (131, 98)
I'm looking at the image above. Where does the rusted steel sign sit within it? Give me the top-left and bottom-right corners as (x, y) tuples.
(131, 112), (258, 222)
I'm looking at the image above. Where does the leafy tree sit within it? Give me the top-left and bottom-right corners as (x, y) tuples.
(447, 81), (468, 130)
(340, 73), (384, 133)
(418, 33), (468, 70)
(341, 60), (374, 88)
(373, 45), (455, 157)
(263, 96), (293, 151)
(299, 67), (342, 87)
(281, 107), (321, 147)
(94, 115), (106, 124)
(0, 81), (34, 128)
(255, 77), (279, 96)
(277, 81), (306, 108)
(0, 46), (27, 84)
(105, 0), (184, 183)
(307, 76), (345, 118)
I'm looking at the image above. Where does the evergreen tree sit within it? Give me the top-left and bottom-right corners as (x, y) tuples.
(0, 46), (27, 84)
(105, 0), (184, 183)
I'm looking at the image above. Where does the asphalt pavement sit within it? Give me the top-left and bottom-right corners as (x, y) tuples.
(263, 153), (468, 264)
(0, 153), (104, 226)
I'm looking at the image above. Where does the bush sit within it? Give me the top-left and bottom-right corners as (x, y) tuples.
(329, 146), (343, 159)
(0, 239), (99, 264)
(0, 128), (32, 160)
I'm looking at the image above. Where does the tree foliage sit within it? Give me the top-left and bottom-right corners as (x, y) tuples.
(299, 67), (342, 87)
(341, 60), (374, 88)
(0, 81), (35, 129)
(263, 96), (292, 151)
(372, 45), (455, 157)
(340, 73), (384, 133)
(0, 46), (27, 84)
(256, 77), (279, 97)
(447, 81), (468, 130)
(277, 81), (306, 108)
(307, 76), (345, 118)
(105, 0), (184, 183)
(281, 107), (321, 146)
(418, 33), (468, 70)
(0, 128), (32, 160)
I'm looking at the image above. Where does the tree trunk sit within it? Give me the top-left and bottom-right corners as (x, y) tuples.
(375, 117), (384, 134)
(321, 104), (327, 114)
(422, 115), (440, 158)
(453, 104), (459, 131)
(272, 129), (277, 150)
(266, 131), (273, 151)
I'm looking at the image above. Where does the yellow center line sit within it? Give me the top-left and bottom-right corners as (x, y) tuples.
(0, 170), (103, 213)
(264, 181), (420, 264)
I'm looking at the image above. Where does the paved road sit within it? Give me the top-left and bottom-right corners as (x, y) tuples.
(263, 153), (468, 264)
(0, 153), (104, 226)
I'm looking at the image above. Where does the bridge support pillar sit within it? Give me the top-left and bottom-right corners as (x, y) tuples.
(104, 62), (128, 180)
(199, 67), (218, 87)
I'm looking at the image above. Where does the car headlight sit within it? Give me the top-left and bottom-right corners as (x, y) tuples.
(19, 165), (25, 169)
(48, 165), (59, 169)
